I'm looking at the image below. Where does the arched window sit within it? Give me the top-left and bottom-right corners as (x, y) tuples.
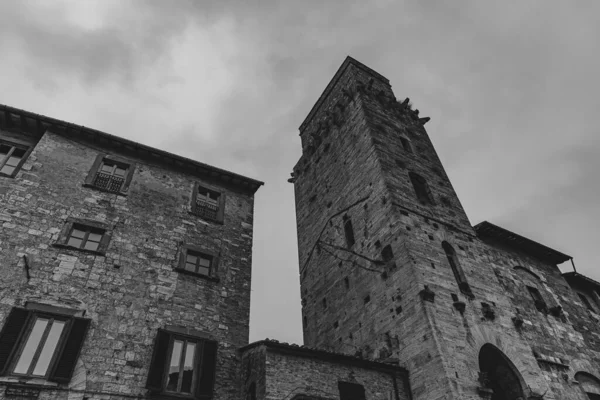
(575, 372), (600, 399)
(409, 172), (434, 205)
(442, 241), (472, 297)
(478, 344), (526, 400)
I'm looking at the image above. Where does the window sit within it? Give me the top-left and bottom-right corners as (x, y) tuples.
(55, 218), (111, 255)
(191, 184), (225, 223)
(343, 216), (355, 248)
(84, 154), (135, 195)
(177, 245), (219, 281)
(408, 172), (434, 205)
(442, 241), (473, 297)
(0, 307), (90, 382)
(67, 224), (105, 252)
(338, 381), (366, 400)
(527, 286), (547, 313)
(578, 293), (596, 312)
(400, 137), (413, 153)
(146, 329), (217, 399)
(0, 141), (29, 177)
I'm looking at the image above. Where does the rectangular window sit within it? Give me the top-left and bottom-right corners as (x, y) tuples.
(0, 141), (29, 177)
(84, 154), (135, 195)
(67, 224), (105, 252)
(146, 329), (217, 398)
(177, 245), (219, 281)
(343, 217), (355, 248)
(338, 381), (366, 400)
(409, 172), (434, 205)
(0, 307), (90, 383)
(184, 250), (213, 277)
(191, 183), (225, 223)
(400, 137), (413, 154)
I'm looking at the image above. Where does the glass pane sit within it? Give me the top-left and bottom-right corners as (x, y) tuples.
(14, 318), (49, 374)
(84, 241), (99, 251)
(166, 340), (183, 392)
(180, 342), (196, 393)
(114, 167), (126, 177)
(12, 148), (26, 158)
(0, 165), (15, 175)
(67, 238), (82, 248)
(0, 144), (10, 155)
(186, 254), (197, 264)
(6, 156), (21, 166)
(185, 262), (197, 272)
(32, 320), (65, 376)
(87, 233), (102, 243)
(70, 229), (85, 239)
(198, 266), (210, 276)
(101, 164), (113, 173)
(199, 258), (211, 267)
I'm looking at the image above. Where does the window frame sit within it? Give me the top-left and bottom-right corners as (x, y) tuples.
(408, 172), (435, 205)
(0, 138), (32, 178)
(53, 218), (112, 256)
(0, 306), (90, 383)
(190, 183), (225, 224)
(146, 328), (218, 400)
(442, 241), (473, 298)
(526, 286), (548, 313)
(176, 245), (220, 282)
(83, 154), (135, 196)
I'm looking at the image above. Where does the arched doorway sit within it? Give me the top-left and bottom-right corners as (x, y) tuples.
(575, 372), (600, 399)
(478, 344), (526, 400)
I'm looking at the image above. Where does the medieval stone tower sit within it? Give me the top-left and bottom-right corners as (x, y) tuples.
(291, 57), (600, 400)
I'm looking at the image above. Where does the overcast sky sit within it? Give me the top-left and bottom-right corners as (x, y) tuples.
(1, 1), (598, 344)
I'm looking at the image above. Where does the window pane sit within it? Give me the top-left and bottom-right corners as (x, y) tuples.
(5, 156), (22, 167)
(185, 262), (197, 273)
(32, 320), (65, 376)
(12, 148), (26, 158)
(199, 258), (211, 268)
(70, 229), (86, 239)
(166, 340), (183, 392)
(114, 167), (126, 177)
(83, 241), (99, 251)
(14, 318), (49, 374)
(0, 165), (15, 175)
(186, 254), (198, 264)
(87, 233), (102, 243)
(101, 164), (113, 173)
(0, 144), (10, 155)
(180, 342), (196, 393)
(198, 266), (210, 276)
(67, 238), (83, 248)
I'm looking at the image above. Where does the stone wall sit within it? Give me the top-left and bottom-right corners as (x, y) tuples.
(0, 127), (257, 400)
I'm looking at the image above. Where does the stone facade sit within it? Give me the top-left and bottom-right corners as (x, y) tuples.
(292, 57), (600, 400)
(0, 106), (262, 400)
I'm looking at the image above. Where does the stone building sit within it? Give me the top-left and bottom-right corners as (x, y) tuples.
(2, 56), (600, 400)
(290, 57), (600, 400)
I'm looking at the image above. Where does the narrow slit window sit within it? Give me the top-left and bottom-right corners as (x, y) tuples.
(343, 216), (355, 248)
(0, 142), (29, 177)
(409, 172), (434, 205)
(442, 241), (472, 297)
(527, 286), (547, 312)
(400, 137), (413, 153)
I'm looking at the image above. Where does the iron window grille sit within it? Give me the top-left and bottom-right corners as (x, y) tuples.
(191, 184), (225, 223)
(84, 154), (135, 195)
(146, 329), (217, 399)
(0, 141), (30, 177)
(0, 307), (90, 383)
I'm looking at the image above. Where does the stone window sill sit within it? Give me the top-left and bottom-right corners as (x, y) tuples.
(173, 268), (220, 283)
(52, 243), (106, 256)
(82, 183), (128, 197)
(187, 211), (223, 225)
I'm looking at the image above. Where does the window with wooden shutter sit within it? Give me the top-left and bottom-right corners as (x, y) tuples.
(83, 154), (135, 195)
(146, 329), (218, 399)
(0, 307), (90, 382)
(191, 183), (225, 223)
(0, 140), (31, 178)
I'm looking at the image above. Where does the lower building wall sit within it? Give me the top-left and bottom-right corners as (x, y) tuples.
(263, 348), (409, 400)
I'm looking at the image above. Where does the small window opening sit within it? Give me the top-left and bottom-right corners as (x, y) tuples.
(67, 224), (105, 252)
(409, 172), (434, 205)
(343, 216), (355, 248)
(400, 137), (413, 154)
(442, 241), (472, 297)
(381, 245), (394, 262)
(302, 316), (307, 329)
(527, 286), (547, 312)
(322, 298), (327, 310)
(344, 277), (350, 290)
(339, 382), (366, 400)
(363, 295), (371, 304)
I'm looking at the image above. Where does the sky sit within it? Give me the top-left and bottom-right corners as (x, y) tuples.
(0, 0), (598, 345)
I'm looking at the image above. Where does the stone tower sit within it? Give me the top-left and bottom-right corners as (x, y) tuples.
(291, 57), (600, 400)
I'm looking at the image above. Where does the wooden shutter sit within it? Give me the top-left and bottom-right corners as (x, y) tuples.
(146, 329), (171, 391)
(216, 193), (225, 223)
(191, 183), (200, 214)
(49, 317), (90, 383)
(121, 163), (136, 194)
(338, 382), (366, 400)
(196, 341), (218, 399)
(0, 308), (30, 375)
(97, 231), (112, 255)
(84, 154), (105, 185)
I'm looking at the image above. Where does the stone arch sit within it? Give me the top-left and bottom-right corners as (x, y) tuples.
(575, 372), (600, 399)
(479, 343), (526, 400)
(460, 324), (547, 396)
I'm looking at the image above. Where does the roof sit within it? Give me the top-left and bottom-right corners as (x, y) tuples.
(239, 339), (407, 375)
(0, 104), (264, 194)
(299, 56), (390, 133)
(474, 221), (571, 264)
(562, 272), (600, 290)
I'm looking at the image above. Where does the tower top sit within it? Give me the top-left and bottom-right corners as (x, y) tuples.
(299, 56), (390, 133)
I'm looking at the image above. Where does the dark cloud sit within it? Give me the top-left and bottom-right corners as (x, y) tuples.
(0, 0), (598, 344)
